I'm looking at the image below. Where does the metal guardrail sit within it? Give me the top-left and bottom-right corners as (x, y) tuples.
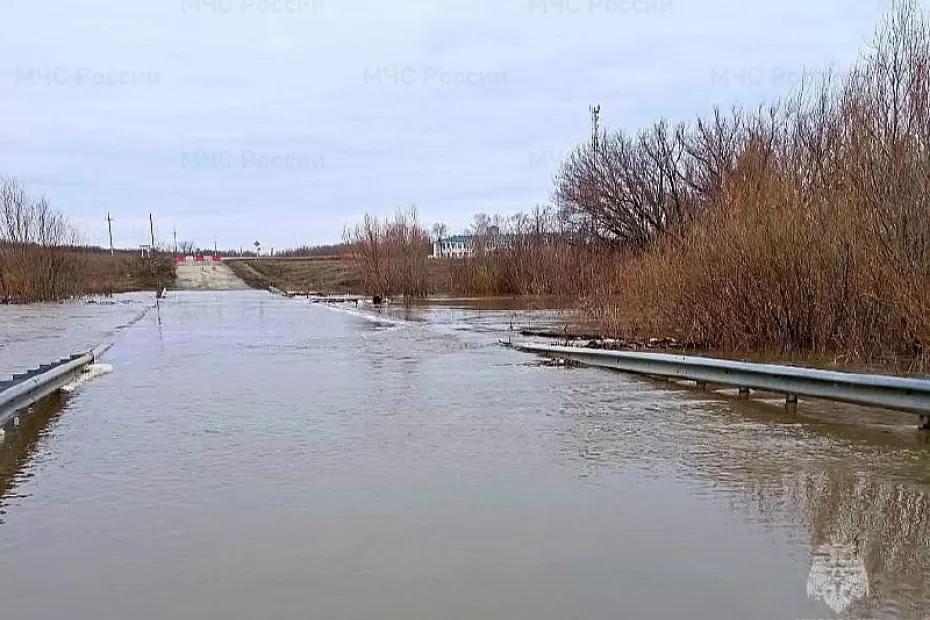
(502, 340), (930, 429)
(0, 352), (95, 427)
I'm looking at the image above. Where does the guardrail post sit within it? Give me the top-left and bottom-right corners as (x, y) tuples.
(738, 387), (751, 399)
(921, 415), (930, 431)
(785, 394), (799, 412)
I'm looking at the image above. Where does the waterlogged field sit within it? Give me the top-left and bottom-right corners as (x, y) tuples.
(1, 291), (929, 619)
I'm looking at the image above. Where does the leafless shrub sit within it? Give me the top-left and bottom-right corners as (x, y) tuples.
(345, 206), (431, 298)
(581, 1), (930, 366)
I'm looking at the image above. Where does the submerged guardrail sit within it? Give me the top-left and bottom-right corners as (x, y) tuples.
(502, 340), (930, 430)
(0, 352), (94, 427)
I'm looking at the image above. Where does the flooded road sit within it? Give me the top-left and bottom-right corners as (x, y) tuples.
(1, 291), (929, 619)
(0, 293), (153, 377)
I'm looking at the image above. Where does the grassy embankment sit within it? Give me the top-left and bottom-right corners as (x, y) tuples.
(226, 256), (363, 294)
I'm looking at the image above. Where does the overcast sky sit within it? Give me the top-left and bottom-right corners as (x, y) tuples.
(0, 0), (895, 250)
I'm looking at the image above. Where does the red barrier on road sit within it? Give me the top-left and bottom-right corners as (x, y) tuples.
(176, 254), (224, 264)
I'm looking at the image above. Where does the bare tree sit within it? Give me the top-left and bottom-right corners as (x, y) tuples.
(431, 222), (448, 242)
(345, 206), (431, 298)
(555, 118), (699, 248)
(0, 176), (80, 301)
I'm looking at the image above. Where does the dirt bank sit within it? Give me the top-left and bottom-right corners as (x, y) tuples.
(226, 256), (362, 294)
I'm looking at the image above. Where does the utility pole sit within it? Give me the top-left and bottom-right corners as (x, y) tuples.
(148, 213), (162, 297)
(106, 212), (114, 256)
(213, 238), (217, 259)
(173, 228), (178, 254)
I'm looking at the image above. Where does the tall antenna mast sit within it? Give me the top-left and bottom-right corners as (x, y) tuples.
(589, 104), (601, 157)
(106, 212), (114, 256)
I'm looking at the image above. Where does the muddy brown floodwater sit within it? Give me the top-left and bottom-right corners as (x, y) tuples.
(1, 291), (929, 619)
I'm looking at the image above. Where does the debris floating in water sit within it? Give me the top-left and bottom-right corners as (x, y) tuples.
(61, 363), (113, 393)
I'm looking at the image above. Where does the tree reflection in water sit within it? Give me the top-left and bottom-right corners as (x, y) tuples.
(555, 387), (930, 617)
(0, 394), (67, 525)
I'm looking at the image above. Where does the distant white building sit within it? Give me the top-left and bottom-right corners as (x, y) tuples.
(431, 228), (512, 259)
(432, 234), (474, 259)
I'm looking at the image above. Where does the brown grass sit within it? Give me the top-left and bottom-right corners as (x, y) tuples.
(69, 248), (175, 296)
(0, 244), (175, 303)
